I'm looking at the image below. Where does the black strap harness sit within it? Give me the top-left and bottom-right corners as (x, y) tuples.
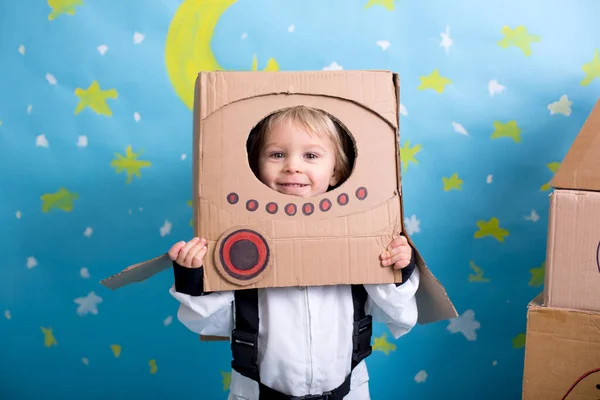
(231, 285), (373, 400)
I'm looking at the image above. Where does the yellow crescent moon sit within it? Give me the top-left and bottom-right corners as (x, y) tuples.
(165, 0), (279, 110)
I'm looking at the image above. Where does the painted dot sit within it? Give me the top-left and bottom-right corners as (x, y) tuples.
(227, 193), (239, 204)
(319, 198), (332, 212)
(266, 202), (278, 214)
(285, 203), (297, 216)
(302, 203), (314, 216)
(337, 193), (349, 206)
(356, 187), (368, 200)
(246, 199), (258, 212)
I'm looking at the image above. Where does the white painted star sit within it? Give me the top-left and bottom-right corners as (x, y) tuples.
(547, 95), (572, 116)
(74, 292), (103, 316)
(241, 32), (248, 40)
(18, 45), (25, 55)
(77, 135), (88, 148)
(97, 44), (108, 55)
(447, 309), (480, 341)
(16, 210), (21, 219)
(492, 360), (498, 366)
(404, 214), (420, 235)
(399, 104), (408, 116)
(452, 121), (468, 135)
(83, 227), (93, 237)
(288, 25), (295, 33)
(524, 210), (539, 222)
(82, 357), (89, 365)
(80, 267), (90, 279)
(27, 105), (32, 114)
(486, 175), (493, 184)
(440, 26), (453, 53)
(414, 370), (428, 383)
(160, 220), (172, 237)
(26, 256), (38, 269)
(181, 153), (187, 160)
(133, 32), (145, 44)
(46, 73), (57, 85)
(36, 134), (49, 147)
(488, 80), (505, 97)
(323, 62), (343, 71)
(4, 310), (11, 320)
(376, 40), (390, 51)
(133, 112), (141, 122)
(163, 315), (173, 326)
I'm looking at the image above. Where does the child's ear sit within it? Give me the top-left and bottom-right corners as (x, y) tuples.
(329, 170), (340, 187)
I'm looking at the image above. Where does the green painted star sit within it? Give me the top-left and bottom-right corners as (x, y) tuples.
(364, 0), (396, 11)
(474, 217), (509, 242)
(399, 140), (421, 172)
(491, 120), (521, 143)
(48, 0), (83, 21)
(468, 261), (490, 283)
(581, 49), (600, 86)
(74, 80), (118, 116)
(540, 162), (561, 191)
(221, 371), (231, 391)
(41, 187), (79, 212)
(497, 26), (540, 57)
(512, 333), (526, 349)
(443, 173), (463, 191)
(110, 145), (152, 184)
(529, 262), (545, 287)
(418, 69), (452, 93)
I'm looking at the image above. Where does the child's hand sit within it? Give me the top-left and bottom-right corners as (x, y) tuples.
(380, 235), (412, 269)
(168, 237), (208, 269)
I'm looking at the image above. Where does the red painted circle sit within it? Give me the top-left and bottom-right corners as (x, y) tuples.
(246, 199), (258, 212)
(266, 202), (278, 214)
(355, 187), (368, 200)
(285, 203), (297, 216)
(220, 229), (269, 280)
(227, 192), (239, 204)
(337, 193), (349, 206)
(319, 198), (332, 212)
(302, 203), (314, 216)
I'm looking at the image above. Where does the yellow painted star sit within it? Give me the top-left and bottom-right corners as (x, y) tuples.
(364, 0), (396, 11)
(41, 187), (79, 212)
(418, 69), (452, 93)
(74, 80), (118, 116)
(529, 262), (545, 287)
(581, 49), (600, 86)
(221, 371), (232, 391)
(372, 333), (396, 355)
(491, 120), (521, 143)
(399, 140), (421, 172)
(187, 200), (193, 226)
(148, 359), (158, 374)
(110, 145), (152, 184)
(468, 261), (490, 283)
(41, 326), (58, 348)
(497, 26), (541, 57)
(110, 344), (121, 358)
(474, 217), (509, 242)
(443, 173), (463, 191)
(540, 162), (561, 191)
(251, 54), (279, 71)
(48, 0), (83, 21)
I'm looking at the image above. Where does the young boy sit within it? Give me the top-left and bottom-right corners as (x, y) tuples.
(168, 106), (419, 399)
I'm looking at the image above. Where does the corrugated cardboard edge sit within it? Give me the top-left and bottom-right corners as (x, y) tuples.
(550, 98), (600, 191)
(542, 191), (558, 307)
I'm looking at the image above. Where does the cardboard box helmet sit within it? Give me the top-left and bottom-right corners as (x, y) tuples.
(101, 70), (457, 326)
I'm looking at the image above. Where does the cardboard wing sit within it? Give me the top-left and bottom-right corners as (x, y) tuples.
(100, 70), (457, 326)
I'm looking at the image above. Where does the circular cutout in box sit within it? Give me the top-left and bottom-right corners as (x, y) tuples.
(214, 227), (272, 286)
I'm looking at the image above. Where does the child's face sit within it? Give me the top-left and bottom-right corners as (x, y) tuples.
(257, 119), (339, 198)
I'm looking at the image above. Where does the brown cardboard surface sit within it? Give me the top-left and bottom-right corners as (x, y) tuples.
(551, 98), (600, 191)
(522, 294), (600, 400)
(544, 189), (600, 312)
(100, 70), (457, 325)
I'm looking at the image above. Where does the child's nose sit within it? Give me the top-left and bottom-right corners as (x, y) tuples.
(284, 156), (302, 173)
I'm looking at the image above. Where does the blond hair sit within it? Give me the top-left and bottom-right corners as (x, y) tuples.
(247, 105), (354, 187)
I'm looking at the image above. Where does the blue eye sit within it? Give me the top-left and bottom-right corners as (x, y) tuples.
(270, 152), (284, 159)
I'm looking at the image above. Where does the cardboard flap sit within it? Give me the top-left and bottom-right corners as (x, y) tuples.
(100, 254), (172, 290)
(551, 98), (600, 191)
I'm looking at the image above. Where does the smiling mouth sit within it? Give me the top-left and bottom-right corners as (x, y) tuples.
(278, 183), (308, 187)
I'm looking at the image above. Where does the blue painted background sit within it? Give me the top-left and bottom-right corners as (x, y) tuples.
(1, 0), (599, 398)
